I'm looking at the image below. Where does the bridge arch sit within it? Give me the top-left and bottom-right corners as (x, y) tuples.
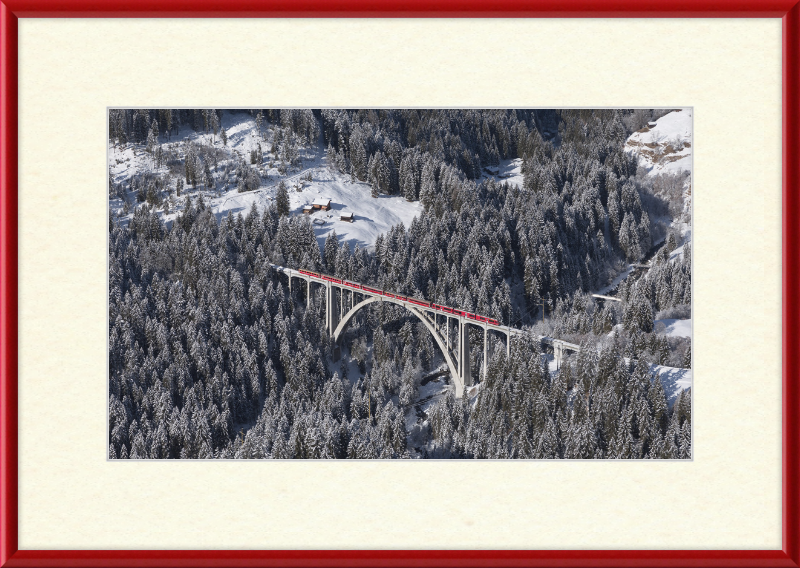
(332, 295), (463, 397)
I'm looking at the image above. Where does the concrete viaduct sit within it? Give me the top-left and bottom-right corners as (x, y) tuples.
(271, 264), (580, 398)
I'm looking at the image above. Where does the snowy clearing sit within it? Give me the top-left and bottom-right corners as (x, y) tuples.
(480, 158), (524, 188)
(625, 109), (692, 176)
(110, 111), (422, 252)
(655, 318), (692, 339)
(214, 167), (422, 252)
(650, 363), (692, 406)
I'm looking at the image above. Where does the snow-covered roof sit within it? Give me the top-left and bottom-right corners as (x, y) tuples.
(340, 211), (353, 218)
(312, 197), (331, 207)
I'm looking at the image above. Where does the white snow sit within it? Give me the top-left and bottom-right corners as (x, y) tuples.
(208, 167), (422, 252)
(650, 363), (692, 406)
(595, 265), (634, 296)
(625, 109), (692, 176)
(481, 157), (524, 188)
(618, 359), (691, 406)
(668, 243), (686, 262)
(291, 171), (421, 252)
(607, 323), (625, 338)
(110, 111), (422, 252)
(655, 318), (692, 339)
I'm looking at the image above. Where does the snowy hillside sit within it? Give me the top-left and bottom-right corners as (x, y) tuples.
(109, 111), (421, 251)
(655, 318), (692, 338)
(651, 364), (692, 406)
(623, 108), (693, 333)
(625, 109), (692, 176)
(214, 168), (421, 251)
(480, 157), (524, 187)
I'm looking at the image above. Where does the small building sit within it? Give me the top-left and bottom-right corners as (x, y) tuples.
(340, 211), (354, 223)
(647, 122), (658, 128)
(302, 205), (314, 215)
(312, 197), (332, 210)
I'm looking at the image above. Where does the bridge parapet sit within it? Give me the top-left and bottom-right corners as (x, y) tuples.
(270, 264), (581, 396)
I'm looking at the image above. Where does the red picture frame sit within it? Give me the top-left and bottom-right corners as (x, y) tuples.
(1, 3), (798, 567)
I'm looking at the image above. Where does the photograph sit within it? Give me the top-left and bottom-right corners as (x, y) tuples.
(107, 108), (693, 460)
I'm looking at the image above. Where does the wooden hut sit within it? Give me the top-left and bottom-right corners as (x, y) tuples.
(312, 198), (331, 210)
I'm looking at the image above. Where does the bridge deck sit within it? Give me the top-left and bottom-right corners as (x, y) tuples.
(271, 264), (581, 354)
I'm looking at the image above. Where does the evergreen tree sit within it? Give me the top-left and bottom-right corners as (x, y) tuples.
(276, 181), (290, 217)
(324, 231), (339, 272)
(109, 108), (691, 461)
(420, 160), (437, 210)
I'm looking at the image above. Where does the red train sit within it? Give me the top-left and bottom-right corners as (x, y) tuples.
(295, 269), (500, 326)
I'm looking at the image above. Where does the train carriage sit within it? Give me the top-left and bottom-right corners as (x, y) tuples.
(293, 268), (500, 326)
(408, 298), (432, 308)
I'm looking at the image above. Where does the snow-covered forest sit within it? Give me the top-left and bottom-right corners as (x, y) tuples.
(108, 108), (692, 459)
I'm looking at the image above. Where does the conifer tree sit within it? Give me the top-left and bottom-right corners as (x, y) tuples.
(109, 108), (692, 461)
(276, 181), (290, 217)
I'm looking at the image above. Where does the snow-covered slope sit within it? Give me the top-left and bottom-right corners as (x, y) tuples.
(480, 158), (524, 187)
(625, 109), (692, 176)
(110, 111), (421, 251)
(212, 168), (421, 251)
(650, 364), (692, 406)
(654, 318), (692, 338)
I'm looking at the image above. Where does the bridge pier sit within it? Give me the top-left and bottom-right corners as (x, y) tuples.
(329, 283), (342, 361)
(306, 278), (311, 309)
(456, 319), (460, 379)
(460, 319), (472, 387)
(326, 282), (339, 334)
(483, 326), (487, 380)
